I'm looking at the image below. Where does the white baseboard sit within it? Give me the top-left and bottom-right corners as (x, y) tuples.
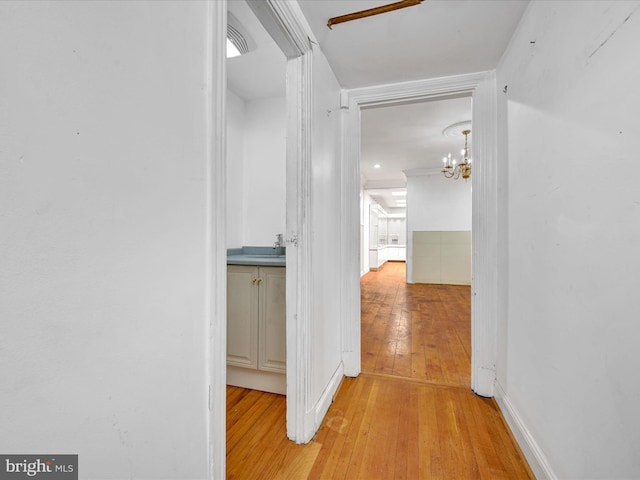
(342, 351), (361, 378)
(227, 365), (286, 395)
(473, 366), (496, 397)
(494, 381), (557, 480)
(313, 362), (344, 433)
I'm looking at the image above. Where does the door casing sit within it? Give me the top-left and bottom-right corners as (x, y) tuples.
(340, 72), (500, 397)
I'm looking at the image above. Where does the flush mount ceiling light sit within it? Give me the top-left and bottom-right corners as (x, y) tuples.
(442, 121), (472, 180)
(373, 164), (381, 169)
(227, 12), (255, 59)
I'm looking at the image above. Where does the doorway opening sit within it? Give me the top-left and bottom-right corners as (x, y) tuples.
(341, 71), (500, 398)
(224, 0), (321, 448)
(224, 0), (288, 427)
(358, 96), (473, 386)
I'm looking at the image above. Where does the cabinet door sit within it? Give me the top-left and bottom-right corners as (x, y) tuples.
(258, 267), (286, 373)
(227, 265), (259, 369)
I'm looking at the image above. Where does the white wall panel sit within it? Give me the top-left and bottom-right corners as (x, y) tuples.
(0, 2), (214, 477)
(227, 90), (246, 248)
(413, 231), (471, 285)
(243, 96), (287, 246)
(496, 2), (640, 478)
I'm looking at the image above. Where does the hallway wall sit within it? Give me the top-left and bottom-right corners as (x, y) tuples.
(0, 2), (213, 477)
(496, 1), (640, 478)
(309, 44), (344, 418)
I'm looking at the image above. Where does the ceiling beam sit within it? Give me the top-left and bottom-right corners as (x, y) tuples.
(327, 0), (424, 29)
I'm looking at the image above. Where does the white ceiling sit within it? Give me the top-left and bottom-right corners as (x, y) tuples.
(362, 95), (472, 212)
(362, 95), (472, 183)
(297, 0), (529, 89)
(226, 0), (529, 212)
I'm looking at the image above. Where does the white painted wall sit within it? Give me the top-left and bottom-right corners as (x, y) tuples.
(242, 96), (286, 246)
(496, 2), (640, 478)
(226, 92), (286, 248)
(227, 89), (246, 248)
(309, 44), (343, 412)
(0, 2), (213, 478)
(406, 172), (472, 282)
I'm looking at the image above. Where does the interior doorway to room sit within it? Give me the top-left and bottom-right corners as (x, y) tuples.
(359, 96), (473, 386)
(224, 0), (289, 425)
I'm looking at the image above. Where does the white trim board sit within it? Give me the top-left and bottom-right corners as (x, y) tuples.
(250, 0), (333, 444)
(205, 1), (227, 478)
(495, 382), (557, 480)
(227, 366), (286, 395)
(311, 362), (345, 438)
(342, 71), (500, 397)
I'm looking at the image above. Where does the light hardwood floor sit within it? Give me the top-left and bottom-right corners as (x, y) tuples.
(227, 261), (534, 479)
(361, 261), (471, 387)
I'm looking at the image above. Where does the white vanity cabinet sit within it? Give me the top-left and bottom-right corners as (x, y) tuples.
(227, 265), (286, 394)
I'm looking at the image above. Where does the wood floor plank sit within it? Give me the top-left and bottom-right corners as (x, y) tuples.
(273, 441), (322, 480)
(356, 377), (401, 479)
(416, 382), (441, 480)
(308, 376), (366, 479)
(342, 379), (381, 478)
(392, 381), (413, 479)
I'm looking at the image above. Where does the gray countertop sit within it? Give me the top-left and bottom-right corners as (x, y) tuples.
(227, 246), (286, 267)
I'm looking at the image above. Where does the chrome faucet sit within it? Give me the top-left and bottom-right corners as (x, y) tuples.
(273, 233), (284, 255)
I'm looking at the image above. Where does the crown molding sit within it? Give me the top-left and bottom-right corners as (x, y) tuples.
(363, 178), (407, 190)
(403, 167), (442, 177)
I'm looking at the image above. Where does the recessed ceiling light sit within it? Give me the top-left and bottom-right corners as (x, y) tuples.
(373, 164), (381, 169)
(391, 191), (406, 196)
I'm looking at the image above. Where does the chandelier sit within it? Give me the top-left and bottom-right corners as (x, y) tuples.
(442, 129), (471, 180)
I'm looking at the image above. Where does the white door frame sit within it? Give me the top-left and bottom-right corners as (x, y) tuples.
(341, 71), (500, 396)
(246, 0), (315, 443)
(206, 0), (227, 478)
(207, 1), (315, 476)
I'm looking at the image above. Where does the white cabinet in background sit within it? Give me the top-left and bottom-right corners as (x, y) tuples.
(387, 246), (406, 262)
(369, 245), (406, 270)
(258, 267), (286, 373)
(227, 265), (286, 394)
